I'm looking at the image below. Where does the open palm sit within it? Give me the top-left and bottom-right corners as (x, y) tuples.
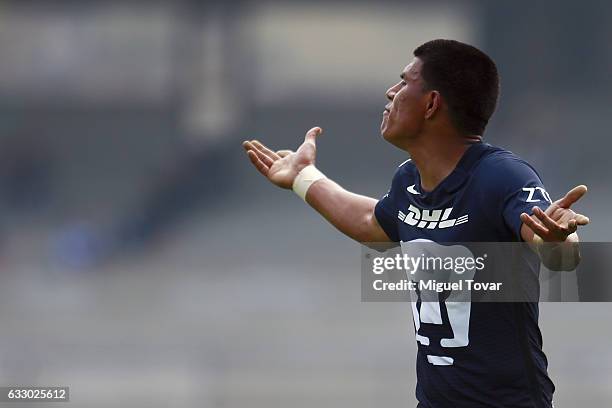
(520, 185), (590, 242)
(242, 127), (322, 189)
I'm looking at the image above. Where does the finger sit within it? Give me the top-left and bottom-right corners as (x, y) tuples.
(251, 140), (281, 161)
(567, 219), (578, 234)
(304, 126), (323, 145)
(277, 149), (293, 158)
(574, 213), (590, 225)
(246, 150), (270, 176)
(242, 140), (257, 153)
(521, 212), (549, 237)
(533, 206), (566, 233)
(244, 141), (274, 167)
(556, 185), (588, 209)
(549, 206), (564, 219)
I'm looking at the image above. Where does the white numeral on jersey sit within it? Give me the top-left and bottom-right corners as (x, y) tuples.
(404, 240), (475, 366)
(522, 187), (552, 203)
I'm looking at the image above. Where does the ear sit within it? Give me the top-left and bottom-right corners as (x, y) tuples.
(424, 91), (442, 119)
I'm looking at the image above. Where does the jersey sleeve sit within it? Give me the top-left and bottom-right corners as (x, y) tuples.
(375, 191), (399, 242)
(497, 157), (552, 241)
(374, 165), (406, 242)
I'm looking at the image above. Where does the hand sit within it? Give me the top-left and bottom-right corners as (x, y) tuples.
(520, 185), (590, 243)
(242, 127), (323, 189)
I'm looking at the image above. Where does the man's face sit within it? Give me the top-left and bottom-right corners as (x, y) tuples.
(381, 58), (429, 145)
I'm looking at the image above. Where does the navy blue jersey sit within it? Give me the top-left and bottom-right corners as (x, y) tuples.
(375, 142), (555, 408)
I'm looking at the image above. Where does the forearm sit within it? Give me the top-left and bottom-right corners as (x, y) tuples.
(304, 178), (391, 243)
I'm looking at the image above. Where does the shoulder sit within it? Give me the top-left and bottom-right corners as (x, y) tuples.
(479, 146), (541, 175)
(473, 145), (544, 192)
(389, 158), (417, 187)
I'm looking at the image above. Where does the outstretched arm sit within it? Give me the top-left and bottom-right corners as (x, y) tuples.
(242, 127), (391, 243)
(520, 185), (590, 271)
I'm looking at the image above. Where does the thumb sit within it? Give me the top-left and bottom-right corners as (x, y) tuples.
(304, 126), (323, 145)
(557, 185), (588, 209)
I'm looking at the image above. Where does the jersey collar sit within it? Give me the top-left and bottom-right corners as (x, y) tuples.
(417, 142), (489, 202)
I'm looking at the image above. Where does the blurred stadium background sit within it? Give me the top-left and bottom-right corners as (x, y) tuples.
(0, 1), (610, 407)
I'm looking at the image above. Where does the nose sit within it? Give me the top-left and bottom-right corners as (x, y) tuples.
(386, 83), (399, 101)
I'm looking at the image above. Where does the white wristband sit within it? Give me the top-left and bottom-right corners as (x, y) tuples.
(292, 165), (327, 201)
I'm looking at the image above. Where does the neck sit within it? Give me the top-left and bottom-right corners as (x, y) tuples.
(405, 132), (481, 192)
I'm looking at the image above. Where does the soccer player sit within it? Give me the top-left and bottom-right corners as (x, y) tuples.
(242, 39), (589, 408)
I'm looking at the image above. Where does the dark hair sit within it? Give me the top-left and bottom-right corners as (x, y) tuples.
(414, 39), (499, 135)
